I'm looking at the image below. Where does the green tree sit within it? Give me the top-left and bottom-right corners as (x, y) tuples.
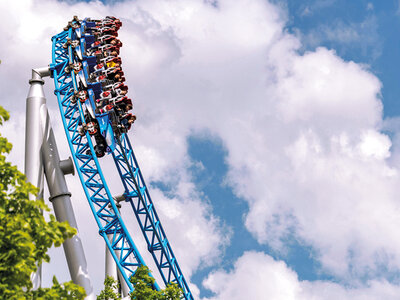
(30, 276), (86, 299)
(97, 276), (121, 300)
(130, 266), (182, 300)
(0, 106), (85, 299)
(97, 265), (183, 300)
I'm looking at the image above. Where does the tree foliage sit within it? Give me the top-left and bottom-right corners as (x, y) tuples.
(97, 265), (183, 300)
(30, 276), (86, 299)
(130, 265), (183, 300)
(97, 276), (121, 300)
(0, 106), (85, 299)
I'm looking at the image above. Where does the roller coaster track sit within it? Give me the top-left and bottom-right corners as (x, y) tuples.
(50, 19), (193, 299)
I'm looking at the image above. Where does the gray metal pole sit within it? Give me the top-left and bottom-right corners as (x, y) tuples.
(105, 241), (118, 280)
(105, 247), (130, 297)
(105, 231), (119, 295)
(26, 67), (94, 299)
(41, 123), (95, 300)
(106, 201), (130, 297)
(25, 68), (49, 289)
(118, 244), (132, 297)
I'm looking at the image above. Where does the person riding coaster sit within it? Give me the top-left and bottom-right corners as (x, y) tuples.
(100, 86), (127, 99)
(95, 37), (122, 48)
(96, 85), (127, 107)
(63, 38), (80, 49)
(92, 92), (134, 134)
(118, 113), (136, 132)
(92, 68), (124, 83)
(92, 28), (119, 38)
(63, 17), (81, 31)
(89, 48), (119, 58)
(102, 82), (128, 94)
(105, 67), (123, 78)
(93, 17), (121, 27)
(92, 24), (119, 33)
(89, 70), (124, 85)
(114, 98), (133, 114)
(93, 133), (107, 157)
(96, 58), (121, 70)
(91, 65), (121, 77)
(99, 49), (120, 58)
(91, 37), (123, 51)
(65, 62), (82, 74)
(72, 20), (137, 156)
(105, 94), (127, 106)
(111, 94), (129, 104)
(90, 36), (116, 48)
(96, 103), (114, 115)
(97, 43), (120, 52)
(97, 21), (122, 31)
(98, 56), (121, 67)
(96, 94), (128, 111)
(93, 28), (118, 38)
(71, 90), (88, 104)
(79, 111), (108, 158)
(95, 17), (122, 28)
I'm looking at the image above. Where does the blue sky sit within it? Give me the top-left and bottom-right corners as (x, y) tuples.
(283, 0), (400, 117)
(185, 1), (400, 297)
(186, 135), (331, 297)
(3, 0), (400, 299)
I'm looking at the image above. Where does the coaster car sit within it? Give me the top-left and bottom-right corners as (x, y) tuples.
(67, 16), (137, 157)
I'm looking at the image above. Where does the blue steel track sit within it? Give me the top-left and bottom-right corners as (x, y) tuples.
(50, 20), (193, 299)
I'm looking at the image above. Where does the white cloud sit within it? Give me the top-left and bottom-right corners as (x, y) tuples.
(2, 0), (400, 298)
(0, 0), (230, 296)
(111, 0), (400, 284)
(203, 251), (400, 300)
(150, 187), (231, 274)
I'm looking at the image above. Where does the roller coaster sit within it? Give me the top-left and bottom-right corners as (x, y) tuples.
(24, 16), (193, 299)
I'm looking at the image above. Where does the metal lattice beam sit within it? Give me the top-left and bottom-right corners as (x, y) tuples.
(50, 28), (154, 292)
(50, 18), (193, 299)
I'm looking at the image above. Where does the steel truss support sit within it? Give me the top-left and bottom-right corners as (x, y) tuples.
(51, 28), (157, 294)
(25, 67), (94, 299)
(113, 136), (194, 299)
(50, 19), (193, 300)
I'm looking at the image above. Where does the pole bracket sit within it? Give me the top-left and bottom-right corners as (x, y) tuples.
(113, 194), (126, 203)
(60, 157), (75, 176)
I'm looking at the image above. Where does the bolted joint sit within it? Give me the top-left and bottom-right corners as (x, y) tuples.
(49, 192), (72, 202)
(29, 78), (45, 85)
(60, 157), (75, 176)
(31, 66), (51, 80)
(28, 66), (51, 85)
(113, 194), (126, 203)
(108, 202), (122, 210)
